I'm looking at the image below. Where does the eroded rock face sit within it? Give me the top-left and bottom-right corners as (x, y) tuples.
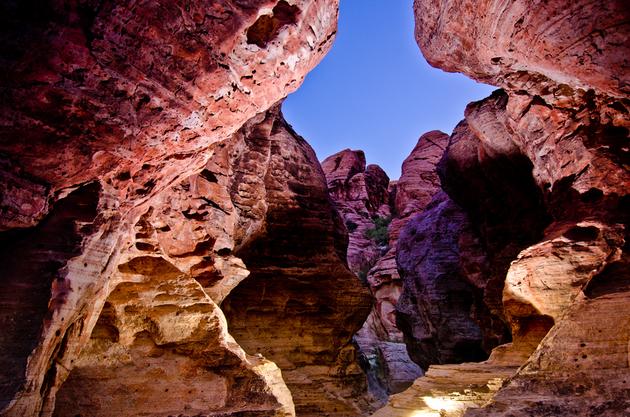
(471, 257), (630, 417)
(413, 0), (630, 98)
(395, 116), (550, 372)
(394, 131), (449, 219)
(0, 1), (342, 416)
(503, 221), (624, 338)
(362, 132), (449, 398)
(366, 131), (450, 338)
(391, 0), (630, 415)
(0, 183), (123, 417)
(396, 192), (487, 369)
(323, 132), (448, 400)
(34, 106), (370, 417)
(321, 150), (391, 276)
(54, 255), (294, 417)
(0, 0), (338, 216)
(222, 120), (372, 417)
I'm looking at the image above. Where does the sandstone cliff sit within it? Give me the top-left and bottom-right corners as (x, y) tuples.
(0, 2), (376, 417)
(321, 150), (391, 277)
(372, 0), (629, 415)
(323, 131), (448, 400)
(1, 0), (628, 416)
(49, 106), (371, 417)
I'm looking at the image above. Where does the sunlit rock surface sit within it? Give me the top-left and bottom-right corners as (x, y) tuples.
(470, 257), (630, 417)
(370, 361), (518, 417)
(54, 255), (294, 417)
(413, 0), (630, 98)
(2, 0), (629, 415)
(0, 1), (341, 416)
(0, 0), (338, 211)
(50, 106), (370, 417)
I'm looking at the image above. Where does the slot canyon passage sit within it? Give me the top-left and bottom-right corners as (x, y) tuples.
(0, 0), (628, 416)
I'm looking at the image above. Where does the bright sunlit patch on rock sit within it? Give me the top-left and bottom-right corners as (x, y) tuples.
(423, 395), (462, 413)
(405, 395), (464, 417)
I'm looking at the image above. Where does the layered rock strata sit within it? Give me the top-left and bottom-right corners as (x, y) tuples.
(373, 1), (629, 415)
(0, 1), (362, 416)
(220, 112), (372, 417)
(51, 106), (371, 417)
(396, 192), (488, 370)
(321, 150), (391, 276)
(321, 149), (403, 402)
(0, 0), (338, 215)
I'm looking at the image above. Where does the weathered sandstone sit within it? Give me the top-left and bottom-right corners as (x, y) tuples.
(220, 111), (372, 417)
(2, 0), (629, 416)
(396, 116), (549, 373)
(377, 1), (630, 415)
(11, 104), (371, 417)
(0, 0), (339, 215)
(469, 256), (630, 417)
(396, 192), (487, 369)
(0, 1), (344, 416)
(54, 254), (294, 417)
(413, 0), (630, 98)
(324, 132), (448, 400)
(321, 150), (391, 276)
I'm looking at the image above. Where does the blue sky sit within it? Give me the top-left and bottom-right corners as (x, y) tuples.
(282, 0), (495, 179)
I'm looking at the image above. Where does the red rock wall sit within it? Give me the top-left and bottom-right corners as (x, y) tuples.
(220, 110), (372, 417)
(0, 0), (338, 206)
(47, 106), (370, 417)
(371, 1), (629, 415)
(321, 150), (391, 276)
(414, 0), (629, 98)
(322, 132), (449, 400)
(371, 0), (628, 412)
(0, 1), (354, 416)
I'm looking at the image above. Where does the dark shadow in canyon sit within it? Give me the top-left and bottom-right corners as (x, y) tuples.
(396, 106), (552, 370)
(0, 182), (100, 408)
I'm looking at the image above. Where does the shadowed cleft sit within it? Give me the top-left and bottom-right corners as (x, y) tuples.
(246, 1), (300, 48)
(583, 259), (630, 299)
(0, 182), (100, 408)
(563, 225), (599, 242)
